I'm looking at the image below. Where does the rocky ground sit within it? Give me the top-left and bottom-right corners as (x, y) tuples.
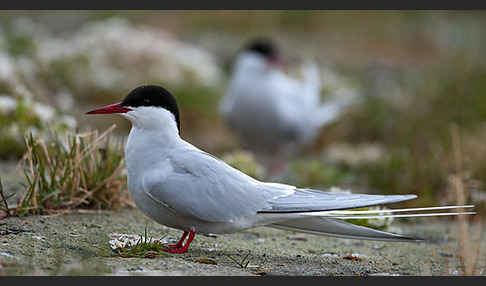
(0, 206), (484, 276)
(1, 159), (485, 276)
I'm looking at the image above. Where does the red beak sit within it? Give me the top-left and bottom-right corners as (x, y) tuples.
(86, 102), (131, 115)
(268, 56), (287, 70)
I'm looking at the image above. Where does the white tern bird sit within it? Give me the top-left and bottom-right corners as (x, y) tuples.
(87, 85), (474, 254)
(220, 38), (358, 174)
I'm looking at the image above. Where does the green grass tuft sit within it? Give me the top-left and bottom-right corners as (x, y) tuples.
(16, 125), (132, 215)
(112, 227), (169, 259)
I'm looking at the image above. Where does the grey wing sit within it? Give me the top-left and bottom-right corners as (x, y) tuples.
(260, 186), (417, 213)
(143, 149), (272, 223)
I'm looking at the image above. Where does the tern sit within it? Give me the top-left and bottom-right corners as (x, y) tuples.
(87, 85), (474, 254)
(220, 38), (357, 174)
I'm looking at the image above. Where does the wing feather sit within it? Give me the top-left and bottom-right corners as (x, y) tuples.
(142, 149), (271, 223)
(260, 187), (417, 213)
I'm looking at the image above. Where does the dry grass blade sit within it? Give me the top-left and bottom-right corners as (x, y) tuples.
(450, 124), (482, 276)
(225, 251), (252, 269)
(74, 124), (117, 170)
(16, 125), (132, 215)
(0, 177), (13, 218)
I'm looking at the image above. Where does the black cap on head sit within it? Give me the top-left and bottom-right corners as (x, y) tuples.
(244, 38), (279, 61)
(121, 85), (180, 133)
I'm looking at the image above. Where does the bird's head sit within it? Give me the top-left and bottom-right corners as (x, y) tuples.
(86, 85), (181, 134)
(238, 38), (286, 70)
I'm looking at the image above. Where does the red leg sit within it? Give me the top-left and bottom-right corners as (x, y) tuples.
(162, 231), (195, 254)
(168, 231), (188, 249)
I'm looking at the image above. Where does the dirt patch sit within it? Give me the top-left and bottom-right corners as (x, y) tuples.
(1, 208), (484, 276)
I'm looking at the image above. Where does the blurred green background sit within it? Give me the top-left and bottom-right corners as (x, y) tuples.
(1, 10), (485, 212)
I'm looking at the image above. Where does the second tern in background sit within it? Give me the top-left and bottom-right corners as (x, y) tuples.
(220, 38), (357, 175)
(86, 85), (474, 254)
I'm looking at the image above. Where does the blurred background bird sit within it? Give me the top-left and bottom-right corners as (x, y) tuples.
(220, 38), (358, 177)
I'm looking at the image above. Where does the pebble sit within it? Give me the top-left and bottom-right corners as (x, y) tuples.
(350, 253), (368, 259)
(243, 233), (258, 240)
(439, 252), (453, 257)
(343, 254), (365, 261)
(286, 235), (308, 241)
(321, 253), (340, 258)
(368, 272), (401, 276)
(194, 258), (217, 265)
(0, 250), (14, 257)
(32, 235), (46, 240)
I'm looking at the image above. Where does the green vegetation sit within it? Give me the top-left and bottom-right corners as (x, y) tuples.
(110, 227), (169, 259)
(289, 159), (352, 189)
(15, 125), (131, 215)
(323, 64), (486, 209)
(1, 13), (485, 215)
(222, 150), (266, 180)
(0, 96), (76, 159)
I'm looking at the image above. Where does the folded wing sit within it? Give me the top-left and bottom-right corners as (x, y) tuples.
(260, 187), (417, 213)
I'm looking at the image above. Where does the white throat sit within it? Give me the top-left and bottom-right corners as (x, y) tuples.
(233, 52), (269, 75)
(123, 106), (177, 131)
(122, 106), (187, 187)
(122, 106), (181, 147)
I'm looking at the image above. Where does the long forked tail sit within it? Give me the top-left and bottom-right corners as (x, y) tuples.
(271, 217), (420, 242)
(269, 205), (475, 242)
(304, 205), (476, 219)
(260, 184), (475, 242)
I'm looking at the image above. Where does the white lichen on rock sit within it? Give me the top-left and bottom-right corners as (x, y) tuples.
(108, 233), (168, 250)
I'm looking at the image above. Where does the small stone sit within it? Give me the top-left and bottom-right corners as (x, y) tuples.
(321, 253), (339, 258)
(86, 223), (102, 229)
(369, 272), (400, 276)
(0, 251), (14, 257)
(144, 251), (158, 259)
(194, 258), (217, 265)
(439, 252), (453, 258)
(286, 235), (308, 241)
(243, 233), (257, 240)
(32, 235), (45, 240)
(450, 269), (460, 275)
(342, 254), (364, 261)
